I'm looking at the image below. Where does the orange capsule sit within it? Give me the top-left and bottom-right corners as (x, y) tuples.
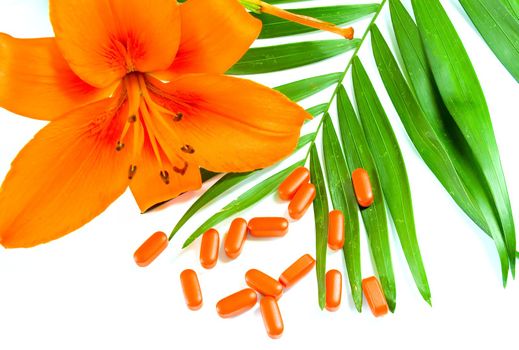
(352, 168), (374, 207)
(216, 288), (258, 318)
(278, 254), (316, 288)
(245, 269), (283, 300)
(133, 231), (168, 267)
(224, 218), (248, 259)
(180, 269), (203, 310)
(248, 217), (289, 237)
(328, 210), (345, 250)
(362, 276), (389, 317)
(325, 270), (342, 311)
(200, 228), (219, 269)
(260, 297), (284, 339)
(288, 183), (316, 220)
(278, 166), (310, 201)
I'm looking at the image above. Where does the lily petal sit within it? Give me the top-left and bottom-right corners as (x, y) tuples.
(49, 0), (181, 88)
(130, 137), (201, 213)
(147, 74), (309, 173)
(0, 97), (130, 248)
(155, 0), (261, 80)
(0, 34), (110, 120)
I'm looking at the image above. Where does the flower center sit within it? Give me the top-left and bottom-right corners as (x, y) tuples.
(119, 73), (189, 184)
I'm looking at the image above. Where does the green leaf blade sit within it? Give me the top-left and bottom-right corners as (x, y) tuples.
(274, 72), (343, 102)
(370, 23), (510, 283)
(227, 39), (360, 75)
(255, 4), (378, 39)
(310, 144), (328, 310)
(352, 56), (431, 304)
(336, 86), (396, 312)
(322, 116), (362, 312)
(412, 0), (516, 274)
(182, 161), (304, 248)
(459, 0), (519, 82)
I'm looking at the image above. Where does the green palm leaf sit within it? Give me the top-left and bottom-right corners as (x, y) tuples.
(352, 57), (431, 304)
(459, 0), (519, 82)
(322, 116), (362, 312)
(411, 0), (516, 275)
(310, 144), (329, 310)
(337, 86), (396, 312)
(227, 39), (360, 75)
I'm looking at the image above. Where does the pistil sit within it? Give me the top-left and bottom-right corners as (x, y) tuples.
(240, 0), (354, 39)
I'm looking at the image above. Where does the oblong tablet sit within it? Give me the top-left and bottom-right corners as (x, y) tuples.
(180, 269), (203, 310)
(260, 297), (284, 339)
(245, 269), (283, 300)
(248, 217), (289, 237)
(362, 276), (389, 317)
(328, 210), (345, 250)
(278, 166), (310, 201)
(278, 254), (316, 288)
(216, 288), (258, 318)
(133, 231), (168, 267)
(352, 168), (374, 207)
(325, 270), (342, 311)
(224, 218), (248, 259)
(200, 228), (219, 269)
(288, 183), (316, 220)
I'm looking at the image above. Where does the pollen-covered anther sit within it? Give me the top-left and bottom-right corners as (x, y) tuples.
(180, 145), (195, 154)
(128, 165), (137, 179)
(173, 112), (183, 122)
(160, 170), (170, 185)
(116, 141), (125, 151)
(173, 162), (188, 176)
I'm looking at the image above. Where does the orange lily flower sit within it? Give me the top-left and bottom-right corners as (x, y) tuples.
(0, 0), (309, 248)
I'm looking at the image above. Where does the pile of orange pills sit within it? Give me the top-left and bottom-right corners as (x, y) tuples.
(133, 166), (388, 338)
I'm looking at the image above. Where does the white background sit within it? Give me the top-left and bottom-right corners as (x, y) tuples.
(0, 0), (518, 349)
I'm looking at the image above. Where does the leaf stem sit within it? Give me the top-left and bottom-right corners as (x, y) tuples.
(302, 0), (388, 162)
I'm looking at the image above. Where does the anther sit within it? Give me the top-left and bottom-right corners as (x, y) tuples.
(116, 141), (125, 151)
(173, 162), (188, 176)
(128, 165), (137, 179)
(160, 170), (170, 185)
(173, 113), (183, 122)
(181, 145), (195, 154)
(128, 115), (137, 123)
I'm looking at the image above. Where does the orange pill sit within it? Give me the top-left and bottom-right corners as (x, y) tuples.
(278, 166), (310, 201)
(328, 210), (345, 250)
(288, 183), (316, 220)
(180, 269), (203, 310)
(248, 217), (289, 237)
(200, 228), (219, 269)
(245, 269), (283, 300)
(362, 276), (389, 317)
(224, 218), (248, 259)
(133, 231), (168, 267)
(325, 270), (342, 311)
(352, 168), (374, 207)
(260, 297), (284, 339)
(278, 254), (316, 288)
(216, 288), (258, 318)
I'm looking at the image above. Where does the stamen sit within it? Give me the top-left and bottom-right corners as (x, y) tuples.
(241, 0), (354, 39)
(180, 145), (195, 154)
(139, 102), (165, 171)
(173, 161), (188, 176)
(116, 140), (125, 151)
(173, 113), (183, 122)
(160, 170), (170, 185)
(128, 165), (137, 179)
